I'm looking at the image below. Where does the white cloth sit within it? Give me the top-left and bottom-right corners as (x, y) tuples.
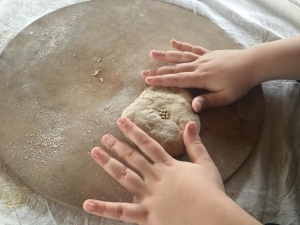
(0, 0), (300, 224)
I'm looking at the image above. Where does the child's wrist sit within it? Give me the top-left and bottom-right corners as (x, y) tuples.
(244, 46), (269, 86)
(220, 195), (262, 225)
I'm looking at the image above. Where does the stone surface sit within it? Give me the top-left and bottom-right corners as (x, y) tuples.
(0, 0), (264, 208)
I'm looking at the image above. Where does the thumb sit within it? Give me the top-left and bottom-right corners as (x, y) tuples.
(183, 122), (212, 164)
(192, 91), (232, 112)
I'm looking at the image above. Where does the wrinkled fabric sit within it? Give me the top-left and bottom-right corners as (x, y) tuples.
(225, 81), (300, 225)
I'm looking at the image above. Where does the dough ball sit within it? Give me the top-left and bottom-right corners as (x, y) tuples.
(121, 87), (200, 157)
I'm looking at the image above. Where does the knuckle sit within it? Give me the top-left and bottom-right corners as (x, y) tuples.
(116, 204), (124, 219)
(150, 68), (158, 75)
(106, 136), (117, 149)
(159, 51), (166, 57)
(161, 156), (173, 167)
(182, 43), (189, 50)
(117, 166), (128, 180)
(170, 64), (177, 73)
(174, 73), (184, 85)
(175, 41), (183, 49)
(179, 51), (185, 58)
(191, 46), (199, 54)
(187, 46), (194, 53)
(101, 202), (106, 215)
(190, 138), (203, 146)
(125, 150), (135, 161)
(138, 135), (152, 148)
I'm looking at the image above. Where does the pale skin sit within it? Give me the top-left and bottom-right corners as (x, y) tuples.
(83, 119), (261, 225)
(84, 36), (300, 224)
(141, 36), (300, 112)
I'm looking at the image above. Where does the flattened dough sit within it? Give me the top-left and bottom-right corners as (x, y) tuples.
(122, 87), (201, 157)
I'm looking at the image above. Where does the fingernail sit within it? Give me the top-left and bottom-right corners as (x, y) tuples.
(87, 202), (95, 211)
(196, 100), (203, 112)
(194, 102), (201, 112)
(92, 147), (103, 159)
(102, 134), (112, 144)
(188, 122), (198, 134)
(117, 118), (127, 126)
(152, 51), (158, 56)
(142, 70), (149, 76)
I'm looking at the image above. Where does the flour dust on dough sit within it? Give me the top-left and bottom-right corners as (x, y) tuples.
(121, 87), (200, 157)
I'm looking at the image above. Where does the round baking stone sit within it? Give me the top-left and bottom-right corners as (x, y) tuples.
(0, 0), (264, 208)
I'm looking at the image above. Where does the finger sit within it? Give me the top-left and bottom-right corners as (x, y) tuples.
(170, 39), (209, 56)
(117, 118), (174, 166)
(192, 91), (232, 112)
(145, 72), (200, 88)
(83, 200), (146, 224)
(150, 50), (199, 63)
(141, 63), (195, 78)
(183, 122), (212, 164)
(101, 134), (154, 180)
(91, 147), (146, 197)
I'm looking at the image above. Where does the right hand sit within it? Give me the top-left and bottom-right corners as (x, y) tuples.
(141, 39), (259, 112)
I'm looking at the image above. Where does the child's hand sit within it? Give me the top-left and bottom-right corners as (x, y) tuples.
(141, 40), (259, 112)
(83, 118), (260, 225)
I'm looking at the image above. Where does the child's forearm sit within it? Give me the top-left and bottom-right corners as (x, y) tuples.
(248, 36), (300, 84)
